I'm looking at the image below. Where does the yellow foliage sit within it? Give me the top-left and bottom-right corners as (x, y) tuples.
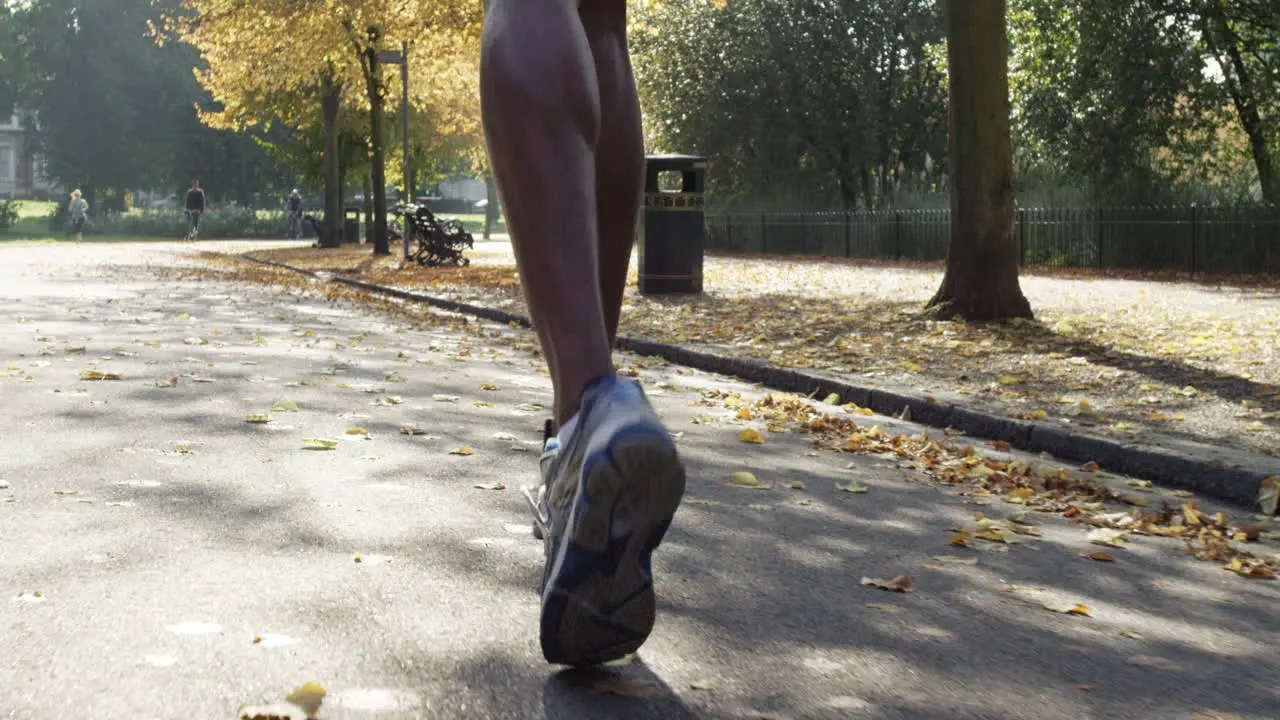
(170, 0), (483, 162)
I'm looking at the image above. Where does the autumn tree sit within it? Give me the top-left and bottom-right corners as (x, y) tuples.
(925, 0), (1033, 321)
(171, 0), (482, 250)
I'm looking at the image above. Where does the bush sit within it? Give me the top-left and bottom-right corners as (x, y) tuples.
(94, 207), (299, 239)
(0, 200), (17, 231)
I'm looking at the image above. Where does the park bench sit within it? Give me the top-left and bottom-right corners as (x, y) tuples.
(396, 203), (474, 267)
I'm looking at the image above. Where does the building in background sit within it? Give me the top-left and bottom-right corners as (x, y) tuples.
(0, 111), (54, 199)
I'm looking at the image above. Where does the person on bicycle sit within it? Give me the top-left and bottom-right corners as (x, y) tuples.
(287, 189), (303, 239)
(185, 180), (206, 239)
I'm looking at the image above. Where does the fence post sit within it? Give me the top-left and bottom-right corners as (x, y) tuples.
(1189, 204), (1198, 275)
(1017, 208), (1026, 266)
(894, 210), (903, 260)
(844, 211), (852, 258)
(1095, 207), (1104, 269)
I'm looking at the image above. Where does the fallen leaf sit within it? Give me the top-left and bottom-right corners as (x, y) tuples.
(788, 481), (806, 490)
(836, 480), (869, 493)
(1030, 409), (1048, 420)
(860, 575), (913, 593)
(997, 375), (1023, 385)
(1044, 602), (1095, 614)
(432, 394), (461, 403)
(271, 399), (300, 413)
(725, 471), (770, 489)
(1080, 461), (1101, 473)
(1082, 551), (1116, 562)
(301, 439), (338, 450)
(1088, 529), (1129, 547)
(473, 481), (505, 490)
(690, 679), (718, 691)
(949, 530), (973, 547)
(1076, 684), (1096, 692)
(739, 428), (765, 444)
(400, 425), (428, 435)
(450, 446), (476, 456)
(244, 413), (272, 424)
(284, 681), (327, 717)
(344, 427), (369, 436)
(1127, 655), (1183, 671)
(479, 383), (498, 391)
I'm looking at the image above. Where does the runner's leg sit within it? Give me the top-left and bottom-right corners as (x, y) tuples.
(581, 0), (644, 348)
(481, 0), (612, 428)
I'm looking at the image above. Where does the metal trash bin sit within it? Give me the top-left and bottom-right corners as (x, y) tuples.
(638, 154), (707, 295)
(343, 206), (362, 245)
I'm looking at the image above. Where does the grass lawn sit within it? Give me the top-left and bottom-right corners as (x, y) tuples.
(436, 212), (506, 235)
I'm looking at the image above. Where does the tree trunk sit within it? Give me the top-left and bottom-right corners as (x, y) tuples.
(362, 173), (372, 245)
(484, 174), (498, 240)
(364, 50), (390, 256)
(1206, 2), (1276, 204)
(320, 72), (343, 248)
(926, 0), (1032, 321)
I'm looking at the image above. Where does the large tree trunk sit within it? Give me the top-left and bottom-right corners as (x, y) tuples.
(926, 0), (1032, 321)
(1205, 2), (1276, 204)
(364, 50), (390, 256)
(320, 71), (343, 248)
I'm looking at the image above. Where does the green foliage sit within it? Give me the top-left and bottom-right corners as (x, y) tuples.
(93, 208), (295, 239)
(0, 200), (18, 230)
(632, 0), (948, 211)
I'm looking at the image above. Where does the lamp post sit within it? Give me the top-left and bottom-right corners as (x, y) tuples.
(376, 43), (411, 261)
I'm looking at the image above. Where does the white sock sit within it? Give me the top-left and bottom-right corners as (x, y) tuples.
(557, 413), (580, 447)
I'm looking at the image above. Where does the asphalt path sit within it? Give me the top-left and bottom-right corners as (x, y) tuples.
(1, 242), (1277, 720)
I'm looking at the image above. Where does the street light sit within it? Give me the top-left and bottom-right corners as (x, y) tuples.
(375, 43), (411, 261)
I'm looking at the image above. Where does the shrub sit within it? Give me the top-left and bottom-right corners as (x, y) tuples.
(0, 200), (17, 231)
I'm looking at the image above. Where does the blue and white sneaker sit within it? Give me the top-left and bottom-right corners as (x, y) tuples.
(524, 376), (686, 667)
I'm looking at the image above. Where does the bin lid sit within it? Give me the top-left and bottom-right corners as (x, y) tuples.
(646, 154), (707, 171)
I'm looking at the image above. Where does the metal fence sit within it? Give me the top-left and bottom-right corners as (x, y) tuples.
(704, 206), (1280, 274)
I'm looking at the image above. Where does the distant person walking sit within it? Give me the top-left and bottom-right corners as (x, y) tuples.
(184, 180), (206, 241)
(67, 190), (88, 243)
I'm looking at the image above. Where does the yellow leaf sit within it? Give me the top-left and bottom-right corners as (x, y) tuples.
(450, 446), (476, 456)
(837, 480), (869, 493)
(997, 375), (1023, 385)
(788, 481), (806, 490)
(271, 399), (300, 412)
(1030, 409), (1048, 420)
(479, 383), (498, 391)
(244, 413), (271, 424)
(976, 531), (1009, 543)
(949, 531), (972, 547)
(738, 428), (764, 444)
(902, 362), (924, 372)
(386, 374), (406, 383)
(302, 439), (337, 450)
(824, 393), (840, 405)
(285, 681), (327, 717)
(345, 427), (369, 436)
(736, 408), (752, 420)
(725, 471), (770, 489)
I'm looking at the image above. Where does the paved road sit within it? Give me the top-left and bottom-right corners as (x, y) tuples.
(1, 242), (1277, 720)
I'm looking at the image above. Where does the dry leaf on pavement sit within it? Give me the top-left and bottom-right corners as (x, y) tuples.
(725, 471), (770, 489)
(860, 575), (913, 593)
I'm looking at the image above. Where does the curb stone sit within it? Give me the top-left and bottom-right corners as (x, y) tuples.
(241, 253), (1271, 509)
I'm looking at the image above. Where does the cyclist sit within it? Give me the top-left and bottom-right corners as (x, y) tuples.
(287, 189), (304, 239)
(184, 180), (206, 241)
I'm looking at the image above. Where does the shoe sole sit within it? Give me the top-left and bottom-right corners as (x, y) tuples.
(539, 433), (685, 667)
